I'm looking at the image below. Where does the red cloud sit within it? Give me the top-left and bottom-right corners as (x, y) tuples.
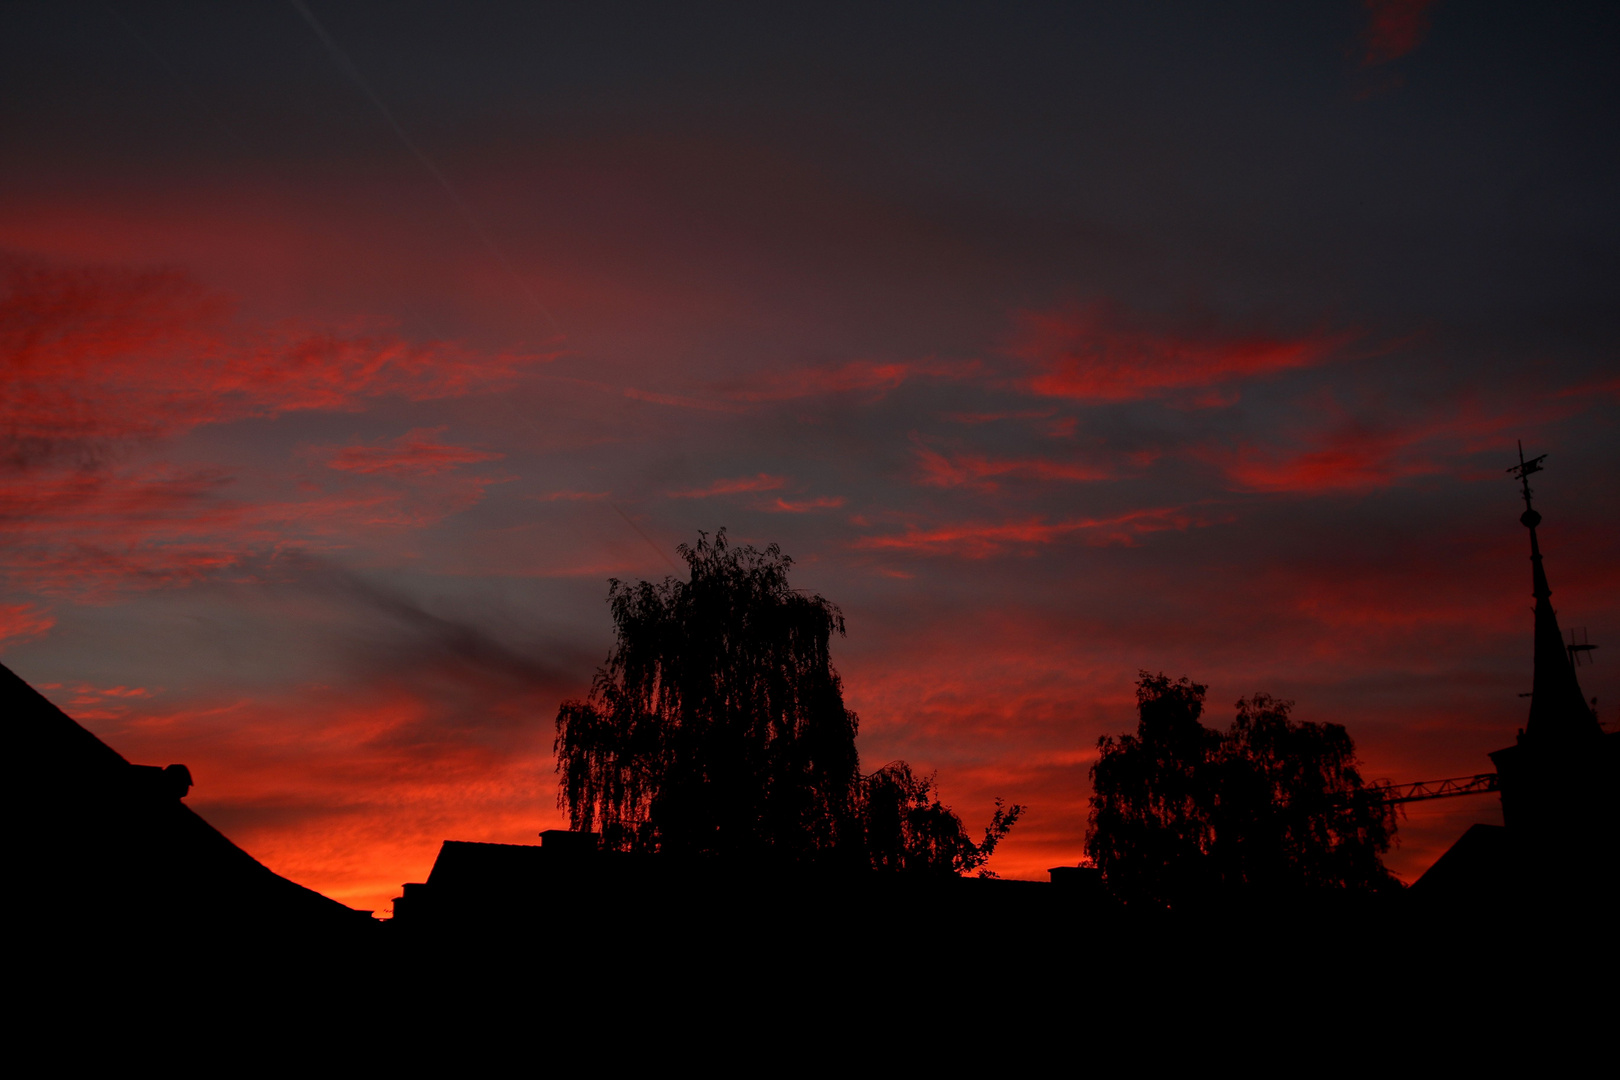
(605, 357), (984, 419)
(761, 496), (845, 513)
(1363, 0), (1440, 67)
(1011, 303), (1340, 404)
(1205, 438), (1441, 493)
(621, 386), (747, 413)
(913, 442), (1112, 493)
(0, 602), (54, 647)
(324, 428), (504, 477)
(0, 260), (539, 599)
(1197, 396), (1560, 495)
(1290, 577), (1516, 637)
(726, 359), (980, 403)
(1, 260), (547, 457)
(853, 507), (1199, 558)
(1556, 373), (1620, 402)
(940, 410), (1055, 425)
(669, 473), (787, 498)
(532, 490), (610, 502)
(0, 457), (506, 599)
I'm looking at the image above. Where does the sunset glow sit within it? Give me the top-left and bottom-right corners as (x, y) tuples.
(3, 2), (1615, 914)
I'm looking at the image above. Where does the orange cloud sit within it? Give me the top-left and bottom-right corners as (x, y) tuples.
(323, 428), (504, 477)
(1011, 302), (1339, 404)
(79, 690), (542, 912)
(55, 601), (580, 913)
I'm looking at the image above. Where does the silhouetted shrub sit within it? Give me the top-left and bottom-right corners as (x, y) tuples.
(862, 761), (1021, 876)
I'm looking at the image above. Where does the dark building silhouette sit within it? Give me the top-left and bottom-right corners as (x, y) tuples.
(5, 660), (371, 939)
(394, 830), (613, 928)
(1411, 450), (1618, 906)
(393, 827), (1113, 953)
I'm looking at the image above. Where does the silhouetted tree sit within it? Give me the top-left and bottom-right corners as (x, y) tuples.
(1086, 672), (1397, 906)
(1086, 673), (1222, 904)
(1210, 693), (1398, 894)
(555, 531), (859, 862)
(556, 530), (1022, 871)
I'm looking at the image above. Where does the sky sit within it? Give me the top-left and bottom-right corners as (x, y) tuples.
(3, 0), (1617, 913)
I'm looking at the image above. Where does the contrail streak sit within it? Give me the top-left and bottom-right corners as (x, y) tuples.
(289, 3), (680, 579)
(613, 504), (684, 576)
(287, 0), (559, 333)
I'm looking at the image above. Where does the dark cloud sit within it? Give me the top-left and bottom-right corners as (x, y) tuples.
(276, 552), (591, 704)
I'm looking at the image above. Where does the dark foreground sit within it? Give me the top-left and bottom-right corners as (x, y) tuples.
(10, 652), (1615, 1063)
(18, 870), (1616, 1068)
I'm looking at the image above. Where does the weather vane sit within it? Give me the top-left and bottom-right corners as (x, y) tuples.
(1506, 440), (1547, 514)
(1567, 627), (1598, 668)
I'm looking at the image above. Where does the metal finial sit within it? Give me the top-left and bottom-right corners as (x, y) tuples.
(1507, 440), (1547, 519)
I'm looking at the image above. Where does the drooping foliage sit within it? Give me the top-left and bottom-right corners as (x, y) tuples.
(555, 530), (860, 862)
(1086, 672), (1397, 905)
(555, 530), (1022, 871)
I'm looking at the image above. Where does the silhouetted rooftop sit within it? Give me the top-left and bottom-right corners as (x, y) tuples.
(6, 660), (370, 936)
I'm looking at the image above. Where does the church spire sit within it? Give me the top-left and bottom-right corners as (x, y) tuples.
(1508, 443), (1597, 743)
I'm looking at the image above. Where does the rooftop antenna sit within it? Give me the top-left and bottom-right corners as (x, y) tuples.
(1506, 439), (1548, 514)
(1567, 627), (1598, 667)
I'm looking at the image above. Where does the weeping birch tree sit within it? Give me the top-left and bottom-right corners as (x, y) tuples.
(555, 530), (1021, 871)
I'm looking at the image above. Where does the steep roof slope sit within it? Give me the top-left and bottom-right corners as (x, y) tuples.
(6, 660), (368, 936)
